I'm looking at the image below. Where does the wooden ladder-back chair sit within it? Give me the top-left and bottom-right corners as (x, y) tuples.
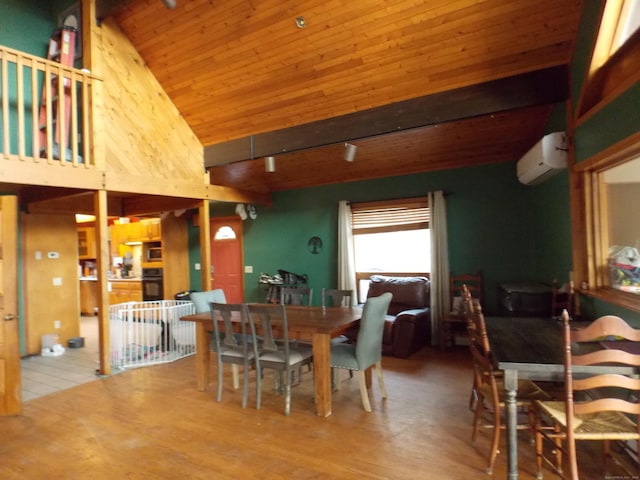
(441, 271), (483, 348)
(466, 292), (551, 475)
(533, 311), (640, 480)
(551, 279), (575, 319)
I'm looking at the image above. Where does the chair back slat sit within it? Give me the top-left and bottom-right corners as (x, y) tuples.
(248, 303), (288, 353)
(210, 302), (248, 350)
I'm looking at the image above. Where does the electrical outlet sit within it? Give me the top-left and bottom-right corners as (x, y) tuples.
(54, 320), (61, 329)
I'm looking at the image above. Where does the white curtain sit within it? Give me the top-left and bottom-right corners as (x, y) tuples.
(428, 191), (450, 346)
(337, 200), (357, 306)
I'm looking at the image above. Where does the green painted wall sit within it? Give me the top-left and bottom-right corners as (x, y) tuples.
(191, 160), (573, 316)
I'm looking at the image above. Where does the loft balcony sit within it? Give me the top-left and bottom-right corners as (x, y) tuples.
(0, 44), (103, 190)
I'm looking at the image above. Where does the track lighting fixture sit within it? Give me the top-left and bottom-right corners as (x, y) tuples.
(344, 143), (357, 162)
(265, 156), (276, 172)
(162, 0), (177, 9)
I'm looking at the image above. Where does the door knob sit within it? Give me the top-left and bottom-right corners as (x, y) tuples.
(4, 313), (14, 321)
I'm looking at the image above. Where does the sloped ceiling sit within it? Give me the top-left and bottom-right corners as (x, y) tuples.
(103, 0), (585, 193)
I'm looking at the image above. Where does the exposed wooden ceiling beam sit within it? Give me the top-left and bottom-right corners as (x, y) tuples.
(204, 66), (568, 167)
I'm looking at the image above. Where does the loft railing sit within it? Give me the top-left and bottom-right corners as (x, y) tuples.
(0, 44), (99, 167)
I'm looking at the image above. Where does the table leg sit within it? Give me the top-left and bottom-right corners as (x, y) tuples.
(195, 322), (210, 391)
(312, 332), (332, 417)
(503, 368), (519, 480)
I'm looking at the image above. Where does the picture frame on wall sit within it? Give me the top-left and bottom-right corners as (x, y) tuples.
(58, 2), (82, 61)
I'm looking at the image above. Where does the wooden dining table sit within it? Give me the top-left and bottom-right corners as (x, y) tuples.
(484, 316), (639, 480)
(180, 304), (362, 417)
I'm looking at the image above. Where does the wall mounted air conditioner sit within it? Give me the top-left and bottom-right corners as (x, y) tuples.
(517, 132), (568, 185)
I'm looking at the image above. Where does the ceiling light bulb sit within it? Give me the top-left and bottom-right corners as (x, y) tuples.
(295, 16), (306, 28)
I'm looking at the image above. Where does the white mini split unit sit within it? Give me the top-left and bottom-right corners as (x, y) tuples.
(517, 132), (568, 185)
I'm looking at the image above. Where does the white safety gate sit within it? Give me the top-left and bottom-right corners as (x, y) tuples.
(109, 300), (196, 369)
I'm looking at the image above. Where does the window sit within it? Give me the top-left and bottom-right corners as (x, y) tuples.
(579, 0), (640, 117)
(351, 197), (430, 302)
(610, 0), (640, 55)
(595, 155), (640, 295)
(579, 138), (640, 312)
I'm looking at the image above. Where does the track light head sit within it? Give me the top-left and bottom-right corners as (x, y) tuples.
(265, 156), (276, 172)
(344, 143), (357, 162)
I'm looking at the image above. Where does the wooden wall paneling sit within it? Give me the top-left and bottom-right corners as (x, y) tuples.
(113, 0), (583, 146)
(23, 213), (80, 355)
(161, 213), (190, 300)
(97, 18), (205, 191)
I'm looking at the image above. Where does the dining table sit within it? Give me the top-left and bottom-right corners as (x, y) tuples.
(180, 304), (363, 417)
(484, 315), (639, 480)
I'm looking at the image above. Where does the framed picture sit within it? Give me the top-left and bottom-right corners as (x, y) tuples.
(58, 2), (82, 61)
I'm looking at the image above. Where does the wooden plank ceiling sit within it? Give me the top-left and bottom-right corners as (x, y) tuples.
(106, 0), (585, 194)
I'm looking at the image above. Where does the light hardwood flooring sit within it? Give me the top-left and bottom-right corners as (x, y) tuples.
(5, 343), (637, 479)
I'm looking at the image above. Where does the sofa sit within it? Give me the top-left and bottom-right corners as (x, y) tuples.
(366, 275), (431, 358)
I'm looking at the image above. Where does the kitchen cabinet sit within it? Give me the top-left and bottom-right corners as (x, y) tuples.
(111, 222), (142, 246)
(140, 218), (161, 241)
(78, 227), (96, 259)
(109, 280), (143, 304)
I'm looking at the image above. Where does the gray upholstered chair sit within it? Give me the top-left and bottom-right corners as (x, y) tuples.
(280, 286), (313, 306)
(330, 292), (393, 412)
(209, 302), (260, 408)
(247, 303), (313, 416)
(321, 288), (353, 308)
(189, 290), (248, 391)
(190, 289), (227, 313)
(322, 288), (354, 346)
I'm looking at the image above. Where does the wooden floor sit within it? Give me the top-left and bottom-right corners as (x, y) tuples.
(1, 346), (636, 479)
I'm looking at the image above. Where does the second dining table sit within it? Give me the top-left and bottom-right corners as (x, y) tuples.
(180, 304), (363, 417)
(484, 315), (639, 480)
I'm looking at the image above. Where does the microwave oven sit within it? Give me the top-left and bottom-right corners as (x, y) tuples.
(147, 247), (162, 262)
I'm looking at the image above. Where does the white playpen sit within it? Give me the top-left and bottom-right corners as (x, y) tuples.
(109, 300), (196, 369)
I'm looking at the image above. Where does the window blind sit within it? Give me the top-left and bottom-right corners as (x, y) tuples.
(351, 197), (429, 234)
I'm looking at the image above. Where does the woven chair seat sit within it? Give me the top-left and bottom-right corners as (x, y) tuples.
(536, 400), (640, 439)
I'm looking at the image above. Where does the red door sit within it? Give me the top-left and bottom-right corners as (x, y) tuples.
(210, 217), (243, 303)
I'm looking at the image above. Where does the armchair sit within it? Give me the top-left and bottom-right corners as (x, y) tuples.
(365, 275), (431, 358)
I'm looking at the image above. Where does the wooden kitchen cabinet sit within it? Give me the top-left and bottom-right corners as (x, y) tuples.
(109, 280), (143, 304)
(140, 218), (161, 241)
(78, 227), (96, 259)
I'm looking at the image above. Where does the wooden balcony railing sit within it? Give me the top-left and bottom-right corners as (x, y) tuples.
(0, 44), (99, 168)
